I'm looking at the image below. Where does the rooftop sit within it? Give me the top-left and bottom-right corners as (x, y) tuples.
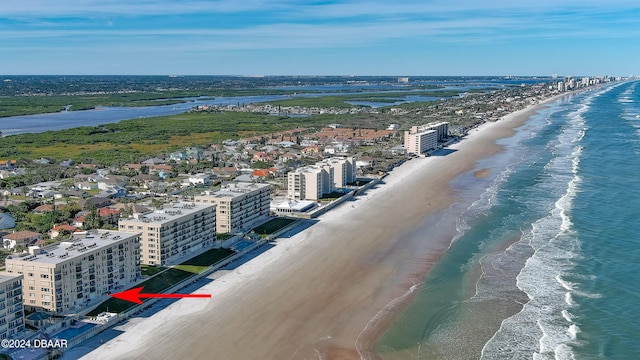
(3, 230), (41, 240)
(0, 271), (22, 284)
(5, 230), (138, 265)
(199, 182), (270, 199)
(121, 202), (215, 224)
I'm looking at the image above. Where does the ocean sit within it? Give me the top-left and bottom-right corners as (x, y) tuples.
(376, 80), (640, 359)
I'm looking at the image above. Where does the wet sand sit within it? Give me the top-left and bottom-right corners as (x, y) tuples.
(79, 103), (547, 360)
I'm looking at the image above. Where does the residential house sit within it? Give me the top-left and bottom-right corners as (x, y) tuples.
(76, 181), (98, 190)
(301, 145), (323, 156)
(84, 197), (111, 209)
(212, 167), (239, 179)
(0, 160), (17, 170)
(50, 224), (78, 238)
(142, 157), (166, 166)
(73, 208), (120, 228)
(2, 231), (41, 250)
(33, 204), (65, 214)
(97, 175), (128, 190)
(187, 173), (212, 186)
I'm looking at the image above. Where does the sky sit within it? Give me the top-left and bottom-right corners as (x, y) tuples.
(1, 0), (639, 76)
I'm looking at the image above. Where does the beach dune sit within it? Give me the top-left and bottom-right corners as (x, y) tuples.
(79, 105), (541, 360)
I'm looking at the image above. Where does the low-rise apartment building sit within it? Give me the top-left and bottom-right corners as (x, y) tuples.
(4, 231), (140, 314)
(118, 203), (216, 265)
(194, 182), (270, 234)
(0, 273), (24, 339)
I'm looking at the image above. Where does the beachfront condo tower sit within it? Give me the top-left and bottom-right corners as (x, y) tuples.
(4, 231), (140, 314)
(194, 182), (271, 234)
(118, 203), (216, 266)
(0, 273), (24, 339)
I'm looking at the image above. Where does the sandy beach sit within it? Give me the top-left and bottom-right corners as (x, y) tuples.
(75, 103), (546, 360)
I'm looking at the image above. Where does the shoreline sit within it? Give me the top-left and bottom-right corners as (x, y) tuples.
(74, 100), (554, 360)
(361, 102), (549, 359)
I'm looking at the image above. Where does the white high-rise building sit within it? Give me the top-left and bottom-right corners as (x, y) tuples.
(288, 166), (326, 201)
(557, 81), (565, 92)
(194, 182), (271, 234)
(403, 122), (448, 155)
(317, 157), (356, 189)
(287, 157), (357, 200)
(404, 129), (437, 155)
(4, 231), (140, 314)
(119, 203), (216, 266)
(0, 273), (24, 339)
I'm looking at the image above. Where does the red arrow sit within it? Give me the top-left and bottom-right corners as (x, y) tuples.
(110, 287), (211, 304)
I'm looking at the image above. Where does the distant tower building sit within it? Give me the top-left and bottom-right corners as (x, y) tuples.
(557, 81), (565, 92)
(397, 77), (409, 83)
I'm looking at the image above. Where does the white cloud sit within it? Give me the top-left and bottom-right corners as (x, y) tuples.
(0, 0), (293, 17)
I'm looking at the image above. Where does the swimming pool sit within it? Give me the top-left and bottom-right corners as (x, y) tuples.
(53, 322), (97, 340)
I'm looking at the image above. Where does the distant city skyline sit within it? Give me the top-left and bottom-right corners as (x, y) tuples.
(1, 1), (639, 76)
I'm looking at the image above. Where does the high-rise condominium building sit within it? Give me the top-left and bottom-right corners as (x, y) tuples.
(317, 157), (356, 189)
(288, 166), (325, 201)
(0, 273), (24, 339)
(404, 122), (448, 155)
(287, 157), (357, 201)
(4, 231), (140, 314)
(194, 182), (271, 234)
(118, 202), (216, 266)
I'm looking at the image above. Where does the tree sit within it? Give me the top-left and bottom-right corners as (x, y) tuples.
(83, 206), (103, 230)
(150, 199), (165, 209)
(55, 229), (72, 241)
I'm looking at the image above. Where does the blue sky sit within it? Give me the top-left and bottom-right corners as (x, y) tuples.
(1, 0), (639, 76)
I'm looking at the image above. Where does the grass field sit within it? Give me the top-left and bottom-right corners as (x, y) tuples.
(173, 248), (235, 274)
(86, 248), (235, 316)
(86, 268), (194, 315)
(320, 191), (348, 201)
(251, 217), (297, 236)
(0, 111), (329, 164)
(141, 264), (166, 277)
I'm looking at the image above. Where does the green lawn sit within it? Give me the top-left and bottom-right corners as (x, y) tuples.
(179, 248), (235, 267)
(320, 191), (347, 200)
(86, 248), (235, 316)
(216, 233), (235, 241)
(251, 218), (297, 235)
(347, 179), (372, 187)
(141, 264), (165, 277)
(86, 267), (194, 316)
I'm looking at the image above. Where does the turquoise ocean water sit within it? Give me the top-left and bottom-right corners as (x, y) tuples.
(377, 81), (640, 359)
